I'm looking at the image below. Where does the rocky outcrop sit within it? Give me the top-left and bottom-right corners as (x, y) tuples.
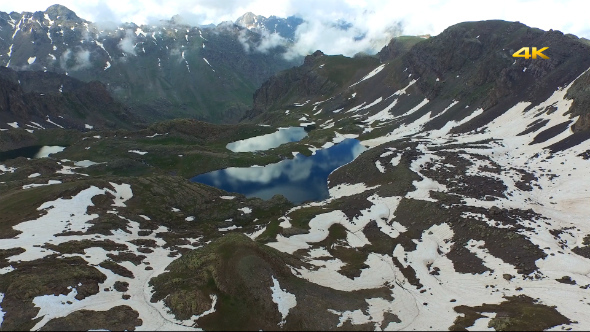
(377, 36), (425, 62)
(566, 69), (590, 132)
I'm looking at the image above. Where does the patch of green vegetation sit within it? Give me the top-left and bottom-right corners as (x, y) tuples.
(150, 233), (294, 328)
(33, 129), (84, 147)
(289, 206), (335, 230)
(322, 55), (381, 87)
(0, 256), (106, 331)
(331, 246), (369, 279)
(150, 232), (395, 330)
(0, 248), (25, 268)
(107, 252), (146, 266)
(255, 219), (282, 244)
(98, 260), (135, 278)
(39, 306), (142, 331)
(450, 295), (570, 331)
(44, 240), (128, 254)
(86, 214), (133, 235)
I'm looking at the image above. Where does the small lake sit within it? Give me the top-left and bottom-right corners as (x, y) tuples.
(226, 127), (308, 152)
(0, 146), (65, 162)
(192, 139), (366, 204)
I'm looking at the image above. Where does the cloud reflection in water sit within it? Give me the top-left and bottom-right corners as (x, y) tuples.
(226, 127), (308, 152)
(193, 139), (365, 204)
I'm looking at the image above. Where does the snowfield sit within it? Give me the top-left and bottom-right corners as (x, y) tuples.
(0, 183), (203, 330)
(258, 66), (590, 330)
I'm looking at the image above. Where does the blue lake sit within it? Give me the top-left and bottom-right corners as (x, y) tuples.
(0, 146), (65, 162)
(226, 127), (308, 152)
(192, 139), (365, 204)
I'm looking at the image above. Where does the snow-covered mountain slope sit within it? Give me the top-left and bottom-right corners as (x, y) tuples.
(1, 19), (590, 331)
(252, 69), (590, 330)
(0, 5), (298, 122)
(233, 20), (590, 330)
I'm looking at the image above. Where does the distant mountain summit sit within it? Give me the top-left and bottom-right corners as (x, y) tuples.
(44, 4), (84, 22)
(235, 12), (303, 41)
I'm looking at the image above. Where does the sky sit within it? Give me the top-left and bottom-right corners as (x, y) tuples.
(2, 0), (589, 57)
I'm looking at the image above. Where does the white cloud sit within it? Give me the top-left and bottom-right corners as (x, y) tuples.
(2, 0), (589, 58)
(59, 49), (72, 70)
(256, 31), (288, 53)
(118, 29), (137, 55)
(71, 49), (92, 70)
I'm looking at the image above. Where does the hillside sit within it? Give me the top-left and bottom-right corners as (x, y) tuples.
(0, 19), (590, 331)
(0, 66), (137, 134)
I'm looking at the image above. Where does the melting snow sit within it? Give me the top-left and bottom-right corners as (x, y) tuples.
(350, 64), (386, 87)
(0, 165), (17, 173)
(45, 117), (64, 128)
(128, 150), (148, 155)
(35, 146), (65, 158)
(0, 293), (4, 325)
(218, 225), (241, 232)
(74, 160), (101, 167)
(375, 160), (385, 173)
(270, 276), (296, 327)
(238, 207), (252, 214)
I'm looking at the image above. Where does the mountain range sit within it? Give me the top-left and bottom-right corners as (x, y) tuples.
(0, 5), (300, 123)
(1, 5), (590, 331)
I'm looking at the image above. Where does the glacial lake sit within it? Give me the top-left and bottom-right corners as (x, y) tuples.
(0, 146), (65, 162)
(192, 139), (366, 204)
(226, 127), (308, 152)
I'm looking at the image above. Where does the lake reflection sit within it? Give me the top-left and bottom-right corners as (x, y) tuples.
(226, 127), (307, 152)
(0, 146), (65, 162)
(193, 139), (366, 204)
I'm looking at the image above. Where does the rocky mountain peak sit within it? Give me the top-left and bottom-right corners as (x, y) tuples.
(235, 12), (303, 41)
(235, 12), (264, 29)
(303, 50), (325, 65)
(44, 4), (83, 22)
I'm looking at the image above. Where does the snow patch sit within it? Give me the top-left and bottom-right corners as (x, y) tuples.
(128, 150), (148, 155)
(350, 64), (386, 87)
(270, 276), (297, 327)
(238, 207), (252, 214)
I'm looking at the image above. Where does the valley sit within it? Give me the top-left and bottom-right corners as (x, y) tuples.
(1, 6), (590, 331)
